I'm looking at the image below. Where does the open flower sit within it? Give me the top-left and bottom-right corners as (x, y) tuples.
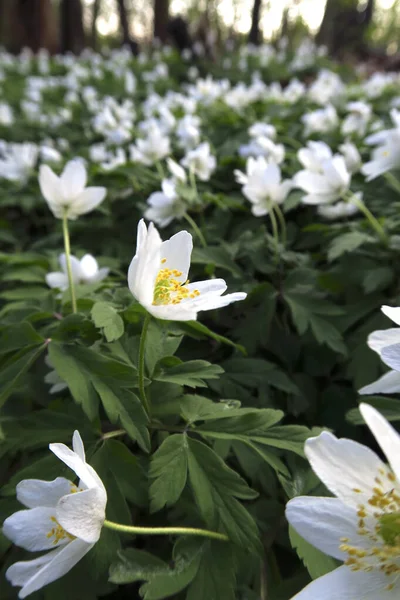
(235, 158), (291, 217)
(362, 109), (400, 180)
(294, 156), (351, 206)
(286, 403), (400, 599)
(46, 253), (109, 291)
(3, 431), (107, 598)
(360, 305), (400, 395)
(39, 160), (106, 220)
(128, 219), (246, 320)
(181, 142), (216, 181)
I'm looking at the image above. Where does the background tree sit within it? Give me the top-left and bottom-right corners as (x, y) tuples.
(7, 0), (57, 53)
(317, 0), (375, 56)
(154, 0), (169, 43)
(248, 0), (262, 45)
(91, 0), (102, 49)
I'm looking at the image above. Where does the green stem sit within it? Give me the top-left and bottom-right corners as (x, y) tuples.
(62, 210), (77, 313)
(273, 204), (287, 246)
(183, 212), (207, 248)
(102, 429), (125, 440)
(103, 519), (229, 542)
(189, 168), (199, 203)
(384, 172), (400, 195)
(346, 192), (388, 245)
(156, 161), (165, 180)
(268, 204), (279, 260)
(138, 313), (151, 417)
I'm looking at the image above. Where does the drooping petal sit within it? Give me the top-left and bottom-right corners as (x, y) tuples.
(10, 538), (93, 599)
(45, 272), (69, 291)
(56, 487), (106, 543)
(49, 442), (105, 492)
(72, 430), (86, 462)
(16, 478), (73, 509)
(6, 551), (55, 588)
(185, 279), (227, 296)
(289, 565), (395, 600)
(359, 403), (400, 482)
(304, 431), (390, 507)
(159, 230), (193, 283)
(71, 187), (106, 216)
(60, 160), (87, 199)
(3, 506), (71, 551)
(39, 165), (62, 208)
(359, 370), (400, 395)
(286, 496), (367, 560)
(148, 303), (198, 321)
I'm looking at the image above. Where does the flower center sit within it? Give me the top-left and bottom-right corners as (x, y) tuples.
(47, 516), (75, 545)
(339, 469), (400, 591)
(152, 259), (200, 306)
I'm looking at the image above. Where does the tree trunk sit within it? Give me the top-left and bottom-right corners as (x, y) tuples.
(60, 0), (85, 54)
(317, 0), (374, 56)
(7, 0), (57, 53)
(248, 0), (262, 45)
(91, 0), (101, 49)
(154, 0), (169, 43)
(117, 0), (130, 45)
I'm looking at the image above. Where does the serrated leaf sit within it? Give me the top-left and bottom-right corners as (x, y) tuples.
(186, 540), (237, 600)
(91, 301), (124, 342)
(0, 321), (44, 354)
(289, 525), (338, 580)
(109, 548), (167, 585)
(149, 434), (188, 512)
(154, 359), (223, 387)
(327, 231), (373, 262)
(0, 343), (47, 408)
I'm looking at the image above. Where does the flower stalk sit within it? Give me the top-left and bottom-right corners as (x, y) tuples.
(183, 212), (207, 247)
(103, 519), (229, 542)
(62, 210), (77, 313)
(345, 192), (388, 245)
(138, 312), (151, 417)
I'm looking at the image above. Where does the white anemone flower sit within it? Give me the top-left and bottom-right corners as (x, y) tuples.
(362, 110), (400, 181)
(144, 179), (186, 228)
(128, 219), (246, 321)
(3, 431), (107, 598)
(46, 253), (109, 291)
(339, 141), (362, 175)
(294, 156), (351, 206)
(235, 158), (292, 217)
(39, 160), (106, 220)
(317, 201), (359, 220)
(286, 403), (400, 599)
(360, 305), (400, 395)
(181, 142), (216, 181)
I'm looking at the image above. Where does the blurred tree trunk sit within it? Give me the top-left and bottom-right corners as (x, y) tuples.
(117, 0), (130, 45)
(91, 0), (101, 49)
(248, 0), (262, 45)
(7, 0), (57, 52)
(317, 0), (374, 56)
(154, 0), (169, 43)
(60, 0), (85, 54)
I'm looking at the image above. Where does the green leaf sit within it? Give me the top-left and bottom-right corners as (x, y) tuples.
(109, 548), (167, 585)
(105, 440), (148, 508)
(149, 434), (188, 512)
(91, 301), (124, 342)
(347, 397), (400, 424)
(154, 359), (223, 387)
(0, 343), (47, 408)
(186, 540), (236, 600)
(186, 437), (260, 553)
(289, 525), (338, 580)
(176, 320), (246, 355)
(327, 231), (373, 262)
(145, 319), (183, 375)
(191, 246), (242, 276)
(0, 321), (44, 354)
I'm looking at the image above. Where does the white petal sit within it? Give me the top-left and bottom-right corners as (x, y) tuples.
(3, 507), (70, 551)
(49, 443), (105, 492)
(381, 343), (400, 371)
(290, 565), (393, 600)
(359, 370), (400, 395)
(6, 551), (55, 588)
(186, 278), (227, 296)
(359, 403), (400, 482)
(71, 187), (106, 216)
(128, 220), (162, 307)
(146, 303), (198, 321)
(91, 267), (110, 282)
(56, 487), (106, 543)
(60, 160), (87, 199)
(367, 328), (400, 356)
(72, 431), (85, 461)
(159, 230), (193, 283)
(39, 165), (62, 206)
(45, 272), (69, 290)
(16, 478), (73, 509)
(58, 254), (82, 282)
(286, 497), (365, 560)
(382, 305), (400, 326)
(12, 538), (93, 599)
(305, 431), (389, 507)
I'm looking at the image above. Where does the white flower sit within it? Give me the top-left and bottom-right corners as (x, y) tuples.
(235, 157), (292, 217)
(3, 431), (107, 598)
(361, 112), (400, 181)
(317, 200), (359, 220)
(248, 122), (276, 140)
(181, 142), (216, 181)
(129, 127), (171, 166)
(176, 114), (201, 150)
(359, 305), (400, 395)
(294, 156), (351, 205)
(0, 142), (38, 182)
(128, 220), (246, 321)
(40, 145), (62, 164)
(341, 101), (372, 137)
(144, 179), (186, 228)
(286, 403), (400, 599)
(339, 141), (362, 174)
(297, 141), (333, 172)
(39, 160), (106, 220)
(302, 105), (339, 136)
(308, 70), (344, 105)
(0, 102), (14, 125)
(46, 254), (109, 291)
